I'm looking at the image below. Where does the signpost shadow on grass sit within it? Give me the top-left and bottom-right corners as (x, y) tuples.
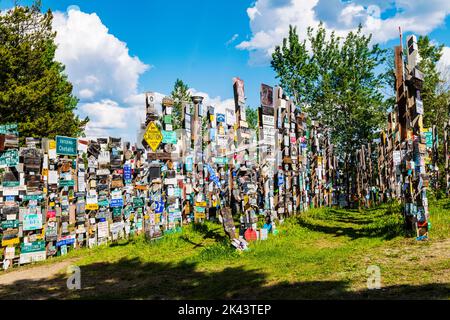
(0, 257), (448, 300)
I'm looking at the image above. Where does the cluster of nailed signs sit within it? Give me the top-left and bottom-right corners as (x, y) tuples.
(0, 122), (196, 269)
(1, 36), (442, 269)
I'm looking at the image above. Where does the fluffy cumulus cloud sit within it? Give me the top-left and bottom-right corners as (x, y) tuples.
(52, 7), (151, 142)
(237, 0), (450, 65)
(188, 89), (235, 116)
(439, 47), (450, 72)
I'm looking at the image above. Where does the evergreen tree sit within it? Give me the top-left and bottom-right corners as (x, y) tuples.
(0, 2), (88, 143)
(170, 78), (191, 130)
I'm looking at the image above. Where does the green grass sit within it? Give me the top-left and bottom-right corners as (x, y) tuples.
(1, 200), (449, 299)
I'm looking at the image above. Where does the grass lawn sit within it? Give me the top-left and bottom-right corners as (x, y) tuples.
(0, 199), (449, 299)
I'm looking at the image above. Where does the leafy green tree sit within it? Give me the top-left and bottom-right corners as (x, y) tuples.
(417, 36), (449, 131)
(271, 23), (388, 158)
(170, 78), (191, 130)
(245, 107), (258, 131)
(0, 3), (88, 143)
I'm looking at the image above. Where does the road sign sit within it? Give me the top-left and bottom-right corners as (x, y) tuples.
(144, 122), (163, 151)
(123, 164), (132, 180)
(56, 136), (77, 156)
(217, 113), (225, 123)
(162, 130), (177, 144)
(155, 200), (164, 213)
(0, 149), (19, 168)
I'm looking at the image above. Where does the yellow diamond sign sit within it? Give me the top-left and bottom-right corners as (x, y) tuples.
(144, 122), (163, 151)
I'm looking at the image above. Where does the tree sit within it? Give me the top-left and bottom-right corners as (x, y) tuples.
(417, 36), (449, 132)
(271, 23), (388, 158)
(0, 3), (88, 143)
(245, 107), (258, 131)
(170, 78), (191, 130)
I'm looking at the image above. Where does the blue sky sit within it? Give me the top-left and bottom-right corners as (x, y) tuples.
(1, 0), (449, 142)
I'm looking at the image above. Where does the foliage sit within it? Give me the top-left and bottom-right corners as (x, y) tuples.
(271, 23), (388, 158)
(245, 107), (258, 131)
(4, 202), (449, 299)
(170, 78), (191, 130)
(418, 36), (449, 134)
(0, 3), (88, 143)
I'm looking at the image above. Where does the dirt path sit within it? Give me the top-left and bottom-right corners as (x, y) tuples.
(0, 259), (77, 286)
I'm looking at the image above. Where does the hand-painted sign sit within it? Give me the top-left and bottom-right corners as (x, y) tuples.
(56, 136), (78, 156)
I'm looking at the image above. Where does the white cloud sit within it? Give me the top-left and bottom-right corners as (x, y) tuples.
(53, 9), (149, 103)
(439, 47), (450, 72)
(52, 8), (151, 143)
(188, 89), (235, 116)
(238, 0), (450, 65)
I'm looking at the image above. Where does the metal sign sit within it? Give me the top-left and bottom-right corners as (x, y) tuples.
(206, 164), (221, 188)
(143, 122), (163, 152)
(110, 198), (124, 208)
(162, 130), (177, 144)
(425, 130), (433, 148)
(262, 115), (275, 126)
(0, 149), (19, 168)
(23, 214), (43, 231)
(56, 136), (78, 156)
(123, 164), (132, 180)
(260, 84), (273, 107)
(226, 109), (236, 126)
(217, 113), (226, 123)
(233, 77), (246, 107)
(155, 200), (164, 213)
(0, 123), (18, 135)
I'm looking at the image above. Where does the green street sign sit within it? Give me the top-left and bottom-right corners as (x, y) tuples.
(20, 240), (45, 253)
(23, 194), (44, 201)
(0, 123), (18, 135)
(162, 130), (177, 144)
(56, 136), (77, 156)
(163, 115), (172, 124)
(1, 220), (19, 229)
(214, 157), (228, 165)
(98, 199), (109, 207)
(194, 206), (206, 213)
(0, 150), (19, 168)
(112, 207), (122, 217)
(133, 197), (145, 208)
(59, 180), (75, 187)
(424, 130), (433, 148)
(2, 180), (20, 187)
